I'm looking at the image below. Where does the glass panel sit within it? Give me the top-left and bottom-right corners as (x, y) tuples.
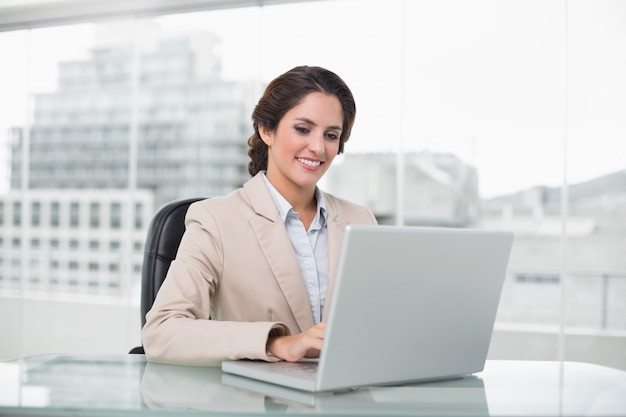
(565, 0), (626, 368)
(0, 23), (147, 359)
(134, 12), (262, 202)
(399, 1), (567, 340)
(0, 0), (624, 370)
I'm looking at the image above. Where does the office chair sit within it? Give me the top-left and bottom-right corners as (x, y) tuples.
(129, 197), (205, 354)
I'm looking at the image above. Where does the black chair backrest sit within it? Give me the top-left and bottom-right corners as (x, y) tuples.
(140, 197), (205, 328)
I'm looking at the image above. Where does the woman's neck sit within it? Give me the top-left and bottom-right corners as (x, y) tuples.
(265, 173), (315, 210)
(284, 189), (317, 218)
(266, 174), (317, 226)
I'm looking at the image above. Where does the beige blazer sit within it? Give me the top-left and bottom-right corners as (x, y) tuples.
(142, 173), (377, 366)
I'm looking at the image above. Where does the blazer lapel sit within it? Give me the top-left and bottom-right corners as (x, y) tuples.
(322, 193), (348, 323)
(244, 174), (315, 332)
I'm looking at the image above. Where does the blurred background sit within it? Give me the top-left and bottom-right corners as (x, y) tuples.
(0, 0), (624, 369)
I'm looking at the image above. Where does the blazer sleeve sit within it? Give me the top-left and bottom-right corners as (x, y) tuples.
(141, 202), (288, 367)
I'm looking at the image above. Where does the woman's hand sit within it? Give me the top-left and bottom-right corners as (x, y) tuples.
(266, 323), (326, 362)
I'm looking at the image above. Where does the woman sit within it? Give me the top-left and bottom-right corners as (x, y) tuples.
(142, 66), (377, 366)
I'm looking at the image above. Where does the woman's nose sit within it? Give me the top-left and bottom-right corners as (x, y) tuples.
(308, 133), (325, 154)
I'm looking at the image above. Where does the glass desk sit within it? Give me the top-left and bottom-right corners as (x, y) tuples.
(1, 354), (625, 416)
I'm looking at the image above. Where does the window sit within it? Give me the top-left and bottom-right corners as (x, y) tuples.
(50, 202), (60, 227)
(12, 202), (21, 226)
(69, 202), (80, 228)
(89, 202), (100, 228)
(31, 202), (41, 226)
(515, 273), (560, 285)
(110, 202), (121, 229)
(134, 202), (143, 229)
(1, 0), (624, 370)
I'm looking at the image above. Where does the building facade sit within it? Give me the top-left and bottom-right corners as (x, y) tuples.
(0, 190), (153, 296)
(9, 27), (259, 207)
(323, 152), (480, 226)
(4, 26), (259, 296)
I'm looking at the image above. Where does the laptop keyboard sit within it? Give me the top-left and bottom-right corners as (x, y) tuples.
(289, 361), (318, 373)
(273, 360), (319, 377)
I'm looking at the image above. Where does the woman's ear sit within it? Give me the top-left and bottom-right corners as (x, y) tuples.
(258, 125), (274, 147)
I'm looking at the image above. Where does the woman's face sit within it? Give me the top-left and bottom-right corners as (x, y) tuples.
(260, 92), (343, 198)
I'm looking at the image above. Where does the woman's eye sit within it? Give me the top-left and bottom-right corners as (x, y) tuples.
(295, 126), (309, 134)
(325, 133), (339, 141)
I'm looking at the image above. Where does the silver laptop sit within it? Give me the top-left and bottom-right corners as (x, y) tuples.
(222, 225), (513, 393)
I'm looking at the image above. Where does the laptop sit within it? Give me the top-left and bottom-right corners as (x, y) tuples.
(222, 225), (513, 392)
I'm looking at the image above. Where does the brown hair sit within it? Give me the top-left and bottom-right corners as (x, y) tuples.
(247, 66), (356, 176)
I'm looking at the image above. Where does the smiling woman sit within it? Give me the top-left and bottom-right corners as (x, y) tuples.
(248, 66), (356, 217)
(141, 65), (378, 366)
(0, 0), (624, 371)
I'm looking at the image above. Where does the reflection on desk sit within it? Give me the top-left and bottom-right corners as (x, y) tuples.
(0, 354), (625, 416)
(219, 369), (488, 414)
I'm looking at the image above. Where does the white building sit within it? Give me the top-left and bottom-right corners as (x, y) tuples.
(3, 24), (257, 297)
(0, 190), (153, 296)
(9, 24), (260, 207)
(324, 152), (479, 226)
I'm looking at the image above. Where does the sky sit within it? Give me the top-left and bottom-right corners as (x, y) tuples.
(0, 0), (624, 198)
